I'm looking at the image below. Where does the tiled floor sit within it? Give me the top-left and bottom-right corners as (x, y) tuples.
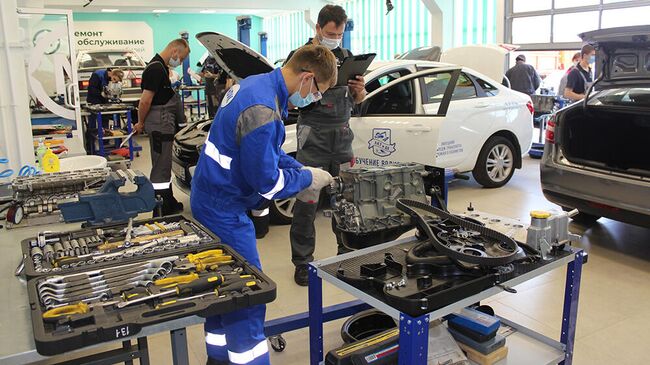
(13, 134), (650, 364)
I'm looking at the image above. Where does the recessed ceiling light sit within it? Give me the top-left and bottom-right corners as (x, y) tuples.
(200, 9), (217, 14)
(152, 9), (169, 13)
(101, 9), (119, 13)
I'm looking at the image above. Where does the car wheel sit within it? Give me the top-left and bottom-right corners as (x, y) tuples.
(572, 212), (601, 225)
(472, 136), (516, 188)
(270, 197), (296, 225)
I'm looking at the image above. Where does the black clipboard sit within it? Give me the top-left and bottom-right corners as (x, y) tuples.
(336, 53), (376, 86)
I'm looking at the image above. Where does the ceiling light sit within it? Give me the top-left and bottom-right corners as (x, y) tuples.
(153, 9), (169, 13)
(101, 9), (119, 13)
(200, 9), (217, 14)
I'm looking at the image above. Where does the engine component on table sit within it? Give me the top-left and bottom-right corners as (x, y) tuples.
(58, 169), (156, 226)
(7, 168), (111, 228)
(527, 210), (581, 260)
(330, 163), (429, 249)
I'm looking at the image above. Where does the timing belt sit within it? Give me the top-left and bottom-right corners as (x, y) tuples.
(396, 198), (519, 266)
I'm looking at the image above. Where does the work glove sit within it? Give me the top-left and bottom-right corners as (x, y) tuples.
(296, 167), (333, 203)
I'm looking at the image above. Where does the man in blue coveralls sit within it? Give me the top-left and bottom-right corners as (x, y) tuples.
(191, 44), (339, 365)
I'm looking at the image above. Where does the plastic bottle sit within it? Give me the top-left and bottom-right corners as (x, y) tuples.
(35, 138), (47, 163)
(41, 148), (60, 173)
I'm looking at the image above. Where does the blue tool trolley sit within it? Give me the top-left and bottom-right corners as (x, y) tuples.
(84, 104), (141, 160)
(306, 241), (585, 365)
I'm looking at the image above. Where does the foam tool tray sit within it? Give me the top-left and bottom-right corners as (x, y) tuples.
(27, 244), (276, 355)
(20, 214), (219, 279)
(320, 238), (573, 317)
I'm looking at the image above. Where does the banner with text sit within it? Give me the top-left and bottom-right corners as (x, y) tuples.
(74, 21), (154, 60)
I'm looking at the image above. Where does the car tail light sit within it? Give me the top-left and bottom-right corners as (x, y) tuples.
(545, 117), (556, 144)
(78, 80), (90, 90)
(526, 100), (534, 115)
(132, 78), (142, 87)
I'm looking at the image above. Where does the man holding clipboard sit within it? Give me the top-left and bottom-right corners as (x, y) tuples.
(284, 5), (368, 286)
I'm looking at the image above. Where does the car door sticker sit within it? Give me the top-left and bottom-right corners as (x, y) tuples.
(368, 128), (397, 157)
(436, 140), (463, 157)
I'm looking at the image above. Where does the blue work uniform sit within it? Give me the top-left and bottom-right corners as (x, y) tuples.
(191, 67), (312, 365)
(86, 69), (109, 104)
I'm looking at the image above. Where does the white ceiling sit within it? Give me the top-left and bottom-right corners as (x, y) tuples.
(43, 0), (328, 17)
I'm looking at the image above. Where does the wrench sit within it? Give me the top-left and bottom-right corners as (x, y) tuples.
(38, 264), (171, 290)
(39, 256), (177, 286)
(38, 269), (167, 296)
(42, 279), (154, 308)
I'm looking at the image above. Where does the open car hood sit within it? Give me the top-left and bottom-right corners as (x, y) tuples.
(580, 25), (650, 85)
(195, 32), (273, 82)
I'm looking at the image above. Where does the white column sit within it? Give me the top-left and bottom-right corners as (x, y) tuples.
(422, 0), (443, 48)
(496, 0), (506, 44)
(0, 0), (36, 178)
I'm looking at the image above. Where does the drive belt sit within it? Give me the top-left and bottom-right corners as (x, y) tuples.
(395, 198), (519, 266)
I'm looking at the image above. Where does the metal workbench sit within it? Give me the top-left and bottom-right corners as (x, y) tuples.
(307, 236), (585, 365)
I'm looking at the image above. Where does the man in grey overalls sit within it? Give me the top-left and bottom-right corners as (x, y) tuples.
(286, 5), (366, 286)
(134, 39), (190, 216)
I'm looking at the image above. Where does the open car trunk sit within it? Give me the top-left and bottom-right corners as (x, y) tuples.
(559, 107), (650, 177)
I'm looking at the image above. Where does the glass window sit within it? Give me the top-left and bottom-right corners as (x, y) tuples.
(588, 88), (650, 108)
(452, 73), (478, 100)
(602, 6), (650, 29)
(553, 12), (599, 43)
(366, 79), (414, 115)
(554, 0), (599, 8)
(475, 78), (499, 96)
(513, 0), (552, 13)
(512, 16), (551, 44)
(421, 72), (452, 104)
(366, 69), (410, 94)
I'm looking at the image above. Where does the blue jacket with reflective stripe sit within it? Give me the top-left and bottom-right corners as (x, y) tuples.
(191, 68), (311, 213)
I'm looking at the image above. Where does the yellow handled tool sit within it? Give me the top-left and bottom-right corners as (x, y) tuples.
(42, 300), (119, 320)
(154, 273), (199, 286)
(187, 249), (224, 262)
(98, 229), (185, 251)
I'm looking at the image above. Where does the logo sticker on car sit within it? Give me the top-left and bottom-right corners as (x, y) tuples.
(368, 128), (397, 157)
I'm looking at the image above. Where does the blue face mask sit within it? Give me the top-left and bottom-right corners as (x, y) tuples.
(288, 79), (316, 108)
(589, 55), (596, 64)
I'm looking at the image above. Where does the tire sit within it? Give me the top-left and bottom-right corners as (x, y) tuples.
(472, 136), (516, 188)
(572, 212), (601, 225)
(269, 197), (296, 225)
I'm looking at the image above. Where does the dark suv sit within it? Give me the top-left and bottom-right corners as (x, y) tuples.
(541, 25), (650, 227)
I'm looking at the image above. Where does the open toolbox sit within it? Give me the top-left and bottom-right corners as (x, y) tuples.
(21, 214), (218, 279)
(22, 215), (277, 355)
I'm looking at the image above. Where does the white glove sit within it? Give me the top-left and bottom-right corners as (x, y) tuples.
(296, 167), (333, 203)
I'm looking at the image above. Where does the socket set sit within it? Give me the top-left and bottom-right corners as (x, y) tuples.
(20, 215), (216, 279)
(28, 244), (276, 355)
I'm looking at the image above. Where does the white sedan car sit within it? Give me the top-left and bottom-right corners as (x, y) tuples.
(193, 32), (534, 221)
(283, 60), (534, 188)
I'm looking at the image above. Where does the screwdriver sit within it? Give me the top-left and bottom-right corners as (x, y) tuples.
(153, 273), (199, 286)
(117, 274), (225, 308)
(155, 279), (260, 308)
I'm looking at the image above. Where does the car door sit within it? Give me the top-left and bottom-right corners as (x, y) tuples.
(432, 72), (502, 169)
(352, 67), (460, 167)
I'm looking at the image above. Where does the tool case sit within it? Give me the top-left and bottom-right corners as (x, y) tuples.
(22, 214), (276, 355)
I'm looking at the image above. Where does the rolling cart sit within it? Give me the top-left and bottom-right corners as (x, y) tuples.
(84, 104), (142, 161)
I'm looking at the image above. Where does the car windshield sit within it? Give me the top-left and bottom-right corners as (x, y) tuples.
(78, 51), (145, 69)
(588, 88), (650, 108)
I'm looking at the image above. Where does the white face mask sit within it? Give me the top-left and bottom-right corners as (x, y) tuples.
(169, 55), (181, 68)
(319, 35), (341, 50)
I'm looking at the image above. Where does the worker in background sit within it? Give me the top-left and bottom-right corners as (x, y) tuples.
(285, 4), (367, 286)
(505, 54), (541, 96)
(133, 39), (190, 216)
(564, 44), (596, 101)
(557, 52), (581, 98)
(191, 45), (337, 365)
(86, 68), (124, 104)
